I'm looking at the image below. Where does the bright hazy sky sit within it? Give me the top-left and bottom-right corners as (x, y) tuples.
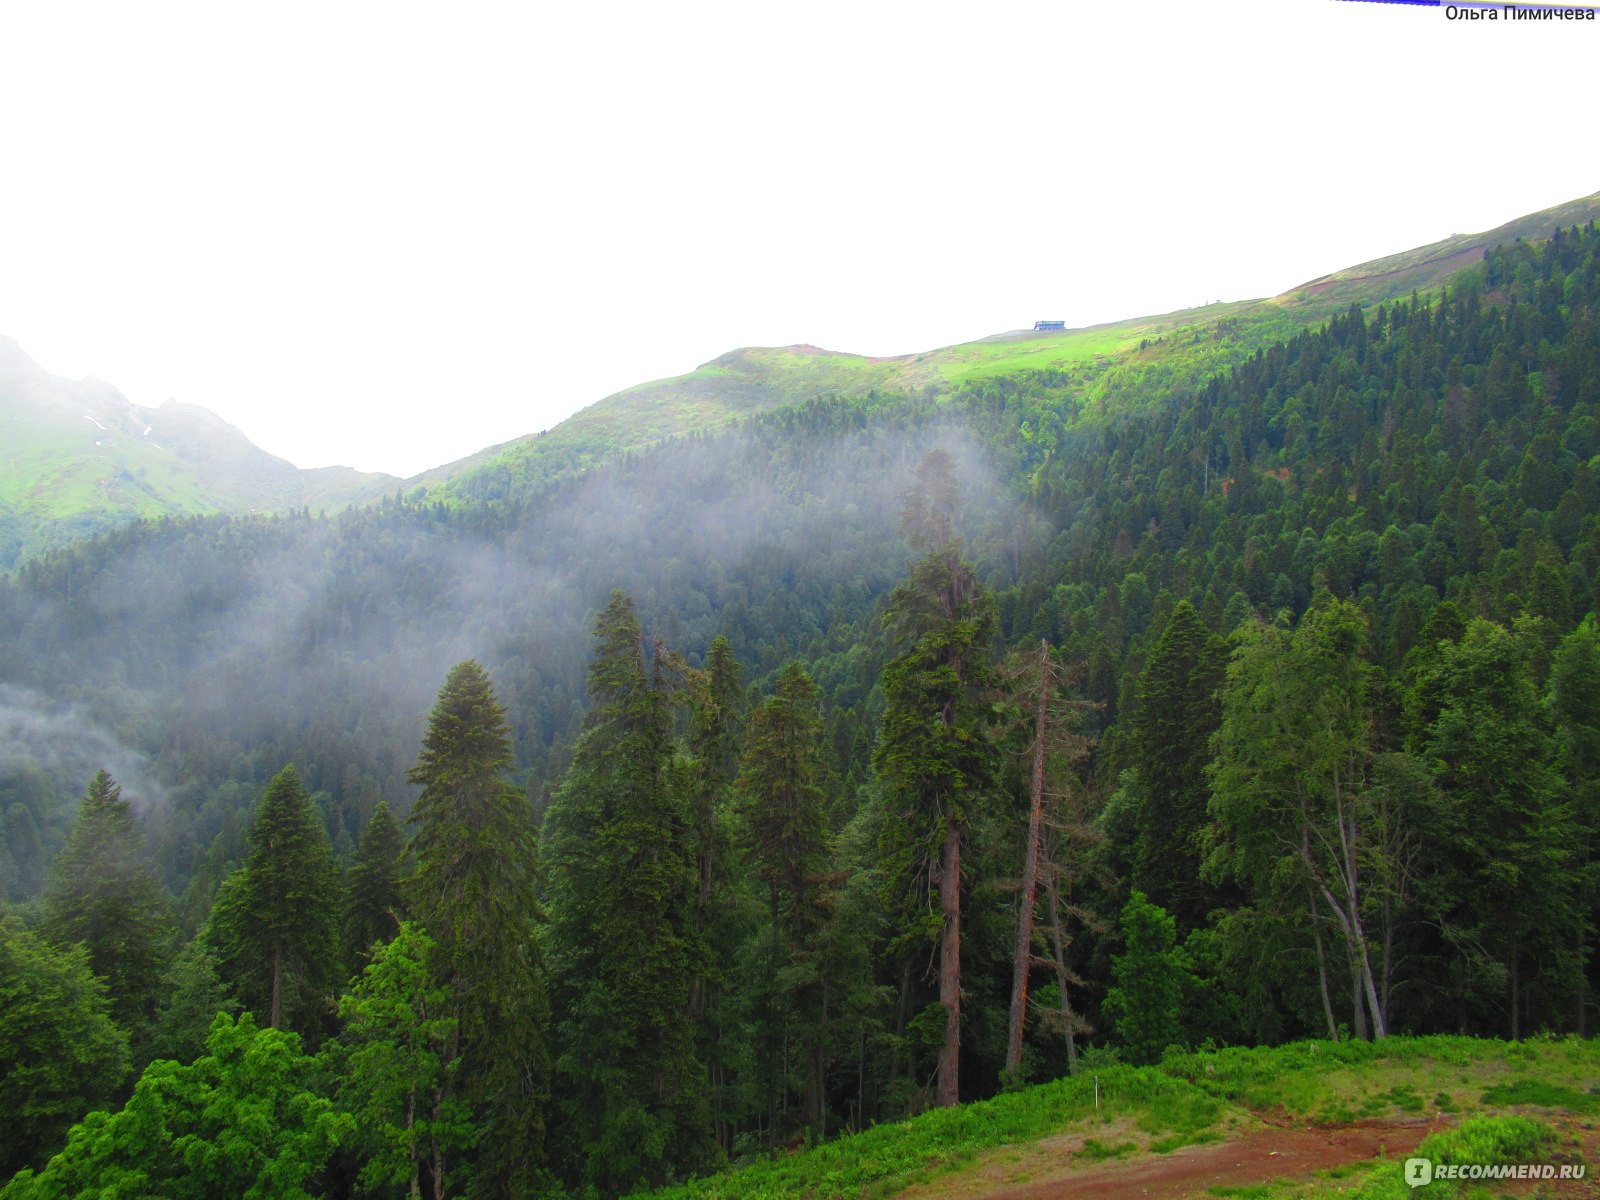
(1, 1), (1595, 478)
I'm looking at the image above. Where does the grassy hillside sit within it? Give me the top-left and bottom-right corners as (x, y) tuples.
(635, 1037), (1599, 1200)
(0, 337), (397, 567)
(419, 190), (1600, 506)
(6, 191), (1597, 561)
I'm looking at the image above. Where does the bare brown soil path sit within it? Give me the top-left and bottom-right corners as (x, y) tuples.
(903, 1117), (1441, 1200)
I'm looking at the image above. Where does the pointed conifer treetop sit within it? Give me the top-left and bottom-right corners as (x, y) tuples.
(231, 763), (340, 1030)
(543, 593), (714, 1193)
(409, 659), (514, 795)
(407, 658), (538, 953)
(735, 660), (829, 935)
(405, 659), (549, 1196)
(47, 771), (137, 889)
(342, 800), (407, 968)
(46, 770), (139, 907)
(43, 768), (172, 1029)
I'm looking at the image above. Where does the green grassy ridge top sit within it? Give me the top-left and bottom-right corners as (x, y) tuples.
(631, 1035), (1600, 1200)
(423, 191), (1600, 509)
(1280, 189), (1600, 310)
(0, 337), (397, 567)
(8, 190), (1599, 556)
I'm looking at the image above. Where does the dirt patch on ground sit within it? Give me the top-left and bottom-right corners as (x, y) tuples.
(903, 1116), (1443, 1200)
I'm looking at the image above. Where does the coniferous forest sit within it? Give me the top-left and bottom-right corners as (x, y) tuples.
(2, 224), (1600, 1196)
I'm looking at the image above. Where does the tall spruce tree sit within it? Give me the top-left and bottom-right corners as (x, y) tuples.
(689, 634), (745, 982)
(42, 769), (172, 1032)
(874, 451), (995, 1108)
(1550, 614), (1600, 1035)
(342, 800), (406, 971)
(406, 660), (549, 1199)
(685, 634), (746, 1152)
(734, 659), (832, 1135)
(1126, 599), (1227, 931)
(543, 592), (712, 1195)
(1408, 619), (1576, 1037)
(207, 765), (340, 1034)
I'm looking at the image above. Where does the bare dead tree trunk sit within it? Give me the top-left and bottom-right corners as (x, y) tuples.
(819, 973), (830, 1139)
(1005, 641), (1050, 1078)
(1308, 770), (1387, 1039)
(856, 1022), (866, 1132)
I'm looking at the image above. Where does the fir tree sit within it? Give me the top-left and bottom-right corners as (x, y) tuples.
(685, 633), (746, 1151)
(42, 769), (172, 1032)
(1126, 599), (1227, 931)
(342, 800), (406, 970)
(145, 938), (238, 1065)
(406, 660), (549, 1198)
(544, 592), (713, 1195)
(1409, 619), (1576, 1037)
(874, 451), (996, 1108)
(734, 659), (832, 1133)
(207, 765), (340, 1033)
(1550, 614), (1600, 1035)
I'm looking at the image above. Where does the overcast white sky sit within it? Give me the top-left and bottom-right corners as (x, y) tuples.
(1, 1), (1595, 477)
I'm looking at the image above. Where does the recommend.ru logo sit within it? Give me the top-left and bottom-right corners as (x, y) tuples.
(1405, 1157), (1588, 1187)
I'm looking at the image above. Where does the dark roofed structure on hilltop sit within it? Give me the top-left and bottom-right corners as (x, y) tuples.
(1033, 320), (1065, 331)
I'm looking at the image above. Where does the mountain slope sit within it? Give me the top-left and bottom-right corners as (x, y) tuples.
(419, 190), (1600, 505)
(2, 203), (1599, 1171)
(6, 191), (1595, 561)
(0, 338), (397, 567)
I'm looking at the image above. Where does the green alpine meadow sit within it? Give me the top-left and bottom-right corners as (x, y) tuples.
(4, 191), (1600, 1198)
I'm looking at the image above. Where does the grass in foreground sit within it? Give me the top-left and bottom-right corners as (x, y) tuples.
(1205, 1114), (1577, 1198)
(633, 1036), (1600, 1200)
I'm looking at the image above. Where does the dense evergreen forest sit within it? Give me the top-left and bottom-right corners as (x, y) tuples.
(1, 223), (1599, 1197)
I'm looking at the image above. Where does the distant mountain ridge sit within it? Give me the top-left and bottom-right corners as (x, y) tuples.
(5, 188), (1598, 566)
(0, 337), (397, 567)
(418, 189), (1600, 504)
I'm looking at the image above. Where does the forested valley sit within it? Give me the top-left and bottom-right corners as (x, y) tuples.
(2, 224), (1600, 1198)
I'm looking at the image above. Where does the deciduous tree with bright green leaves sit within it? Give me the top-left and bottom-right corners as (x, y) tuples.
(0, 1012), (348, 1200)
(0, 917), (129, 1180)
(335, 922), (472, 1200)
(1207, 600), (1392, 1041)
